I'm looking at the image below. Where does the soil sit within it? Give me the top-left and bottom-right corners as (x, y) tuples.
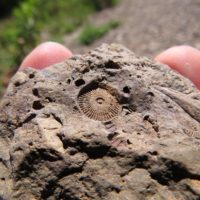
(64, 0), (200, 58)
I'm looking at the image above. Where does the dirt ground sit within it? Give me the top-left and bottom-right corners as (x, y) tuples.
(65, 0), (200, 58)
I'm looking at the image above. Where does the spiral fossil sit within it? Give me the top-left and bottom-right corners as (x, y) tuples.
(78, 84), (121, 121)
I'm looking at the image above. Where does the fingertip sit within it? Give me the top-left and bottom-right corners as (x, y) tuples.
(19, 41), (72, 70)
(155, 45), (200, 89)
(155, 45), (196, 64)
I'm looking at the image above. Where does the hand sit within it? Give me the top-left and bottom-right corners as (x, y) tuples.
(155, 46), (200, 90)
(19, 41), (73, 70)
(20, 42), (200, 90)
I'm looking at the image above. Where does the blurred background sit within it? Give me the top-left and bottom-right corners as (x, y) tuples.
(0, 0), (200, 96)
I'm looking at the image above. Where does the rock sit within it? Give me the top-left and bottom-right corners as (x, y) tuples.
(0, 43), (200, 200)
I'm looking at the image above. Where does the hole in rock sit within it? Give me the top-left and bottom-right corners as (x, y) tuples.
(32, 100), (44, 110)
(123, 86), (130, 94)
(23, 113), (36, 124)
(75, 79), (85, 87)
(143, 114), (150, 121)
(104, 60), (120, 69)
(29, 142), (33, 146)
(67, 79), (71, 84)
(32, 88), (39, 96)
(14, 81), (20, 87)
(107, 132), (119, 140)
(29, 74), (35, 79)
(146, 91), (155, 96)
(148, 151), (158, 156)
(46, 97), (53, 102)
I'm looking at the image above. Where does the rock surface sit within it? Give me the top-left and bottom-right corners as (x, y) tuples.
(0, 44), (200, 200)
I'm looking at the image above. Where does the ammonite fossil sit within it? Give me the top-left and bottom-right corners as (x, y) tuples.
(78, 84), (121, 121)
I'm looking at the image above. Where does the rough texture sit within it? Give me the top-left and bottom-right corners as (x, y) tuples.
(0, 44), (200, 200)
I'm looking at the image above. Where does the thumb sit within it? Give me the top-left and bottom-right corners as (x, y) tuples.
(155, 45), (200, 89)
(19, 41), (72, 70)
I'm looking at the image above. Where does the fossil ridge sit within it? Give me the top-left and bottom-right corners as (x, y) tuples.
(0, 44), (200, 200)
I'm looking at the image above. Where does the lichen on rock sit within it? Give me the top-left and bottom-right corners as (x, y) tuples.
(0, 44), (200, 200)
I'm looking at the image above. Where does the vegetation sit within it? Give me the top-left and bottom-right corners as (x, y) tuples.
(79, 21), (120, 45)
(0, 0), (120, 96)
(0, 0), (22, 18)
(89, 0), (119, 10)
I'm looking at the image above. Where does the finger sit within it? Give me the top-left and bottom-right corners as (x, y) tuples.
(155, 45), (200, 89)
(19, 41), (72, 70)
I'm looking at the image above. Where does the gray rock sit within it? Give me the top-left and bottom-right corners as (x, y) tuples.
(0, 44), (200, 200)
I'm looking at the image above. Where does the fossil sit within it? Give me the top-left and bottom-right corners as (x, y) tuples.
(0, 44), (200, 200)
(78, 85), (121, 121)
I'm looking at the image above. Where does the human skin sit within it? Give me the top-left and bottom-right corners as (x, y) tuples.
(19, 42), (200, 90)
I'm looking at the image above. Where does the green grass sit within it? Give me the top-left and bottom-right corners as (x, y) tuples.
(0, 0), (120, 96)
(79, 20), (120, 45)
